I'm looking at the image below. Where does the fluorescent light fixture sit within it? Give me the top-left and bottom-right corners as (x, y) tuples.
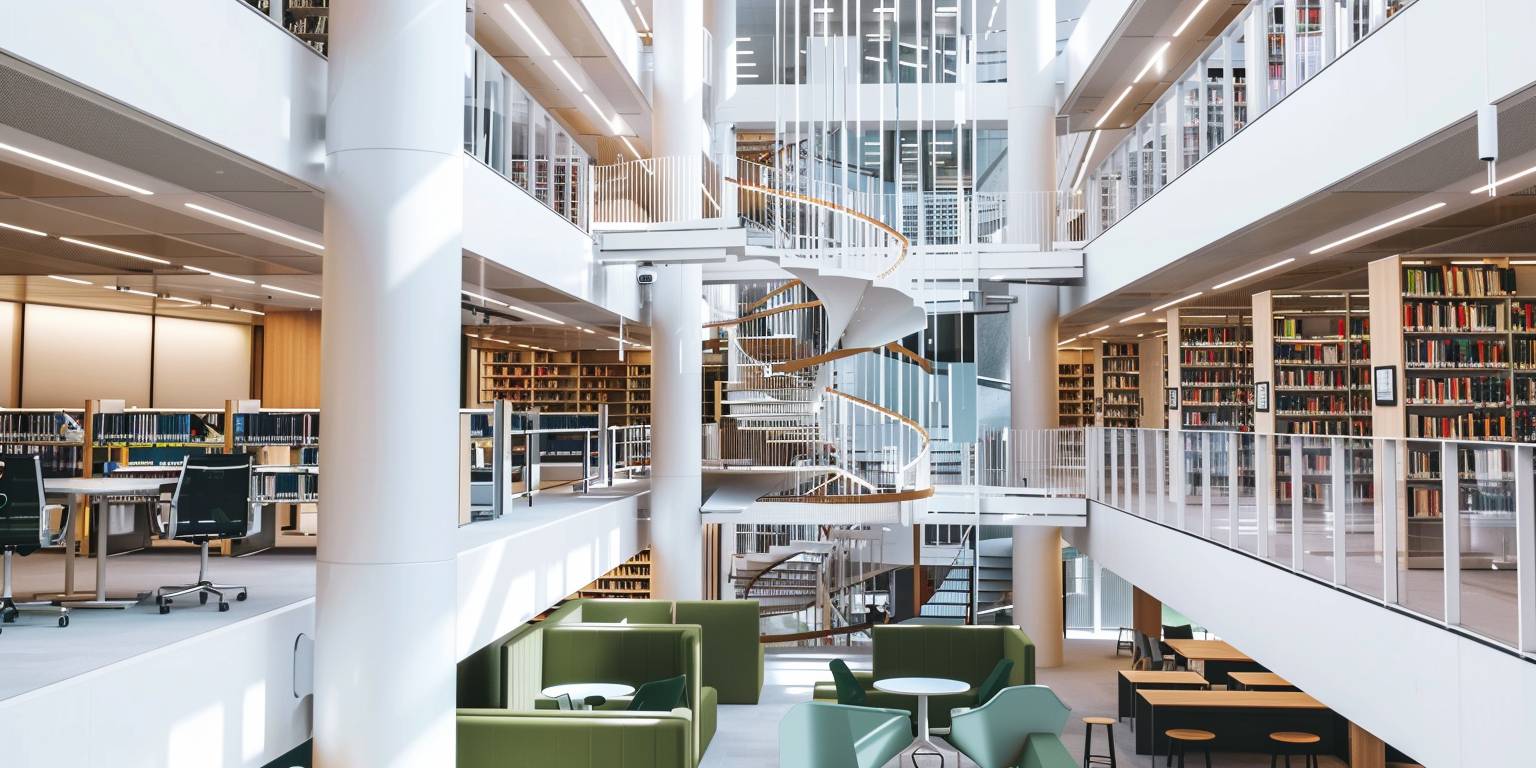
(1133, 42), (1172, 84)
(736, 49), (754, 56)
(1211, 258), (1295, 290)
(630, 4), (648, 31)
(515, 343), (530, 348)
(503, 4), (551, 55)
(185, 265), (255, 285)
(936, 5), (959, 14)
(163, 295), (201, 304)
(261, 283), (322, 300)
(0, 221), (47, 237)
(735, 36), (750, 42)
(737, 73), (760, 79)
(864, 56), (888, 64)
(1172, 0), (1211, 37)
(183, 203), (323, 250)
(580, 327), (596, 334)
(811, 6), (833, 13)
(209, 303), (230, 310)
(235, 307), (265, 316)
(46, 274), (91, 285)
(0, 142), (153, 195)
(1094, 86), (1134, 129)
(489, 338), (511, 345)
(1471, 163), (1536, 195)
(1089, 324), (1110, 334)
(1307, 202), (1448, 255)
(466, 333), (481, 339)
(103, 285), (157, 298)
(1153, 291), (1203, 311)
(550, 60), (584, 93)
(1119, 311), (1147, 323)
(510, 304), (564, 324)
(58, 237), (171, 265)
(1512, 260), (1536, 266)
(1137, 333), (1146, 338)
(462, 289), (509, 307)
(1057, 336), (1078, 346)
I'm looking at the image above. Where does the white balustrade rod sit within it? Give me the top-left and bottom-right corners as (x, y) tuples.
(1155, 430), (1167, 523)
(1228, 434), (1240, 547)
(1174, 434), (1187, 529)
(1255, 433), (1271, 556)
(1331, 438), (1347, 585)
(1138, 429), (1150, 515)
(1442, 441), (1461, 627)
(1200, 432), (1212, 539)
(1109, 430), (1119, 508)
(1381, 439), (1399, 605)
(1291, 438), (1303, 571)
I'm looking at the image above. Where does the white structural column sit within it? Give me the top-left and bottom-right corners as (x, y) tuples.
(1009, 282), (1064, 667)
(315, 1), (462, 765)
(654, 0), (706, 213)
(650, 264), (705, 598)
(1007, 0), (1057, 245)
(711, 0), (738, 218)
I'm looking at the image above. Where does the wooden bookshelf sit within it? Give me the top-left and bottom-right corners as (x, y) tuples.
(1057, 347), (1095, 427)
(571, 549), (652, 599)
(1101, 341), (1142, 428)
(1253, 291), (1372, 437)
(1168, 309), (1254, 432)
(284, 0), (329, 56)
(474, 347), (652, 425)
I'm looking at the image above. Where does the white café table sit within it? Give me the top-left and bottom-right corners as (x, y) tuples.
(540, 683), (636, 710)
(44, 476), (178, 608)
(873, 676), (969, 764)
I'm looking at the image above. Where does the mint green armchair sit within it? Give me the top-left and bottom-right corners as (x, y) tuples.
(779, 702), (911, 768)
(947, 685), (1071, 768)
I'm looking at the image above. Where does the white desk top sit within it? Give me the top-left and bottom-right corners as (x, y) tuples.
(873, 677), (969, 696)
(541, 683), (635, 700)
(44, 477), (176, 495)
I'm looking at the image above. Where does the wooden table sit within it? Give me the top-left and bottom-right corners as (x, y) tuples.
(1116, 670), (1209, 721)
(1133, 690), (1344, 758)
(1164, 639), (1267, 685)
(1228, 672), (1296, 691)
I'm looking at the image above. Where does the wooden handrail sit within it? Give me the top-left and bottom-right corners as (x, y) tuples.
(770, 342), (933, 375)
(703, 300), (823, 329)
(883, 342), (934, 374)
(745, 280), (803, 311)
(824, 387), (929, 447)
(727, 177), (911, 278)
(739, 548), (820, 597)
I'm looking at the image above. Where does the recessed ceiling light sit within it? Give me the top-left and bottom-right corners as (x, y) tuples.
(551, 59), (585, 93)
(164, 295), (201, 304)
(1133, 41), (1171, 83)
(183, 203), (323, 251)
(261, 283), (322, 300)
(235, 307), (265, 316)
(1471, 163), (1536, 195)
(511, 304), (564, 324)
(503, 3), (551, 55)
(1153, 291), (1203, 311)
(0, 142), (153, 195)
(1211, 258), (1295, 290)
(1308, 202), (1448, 255)
(58, 237), (171, 265)
(103, 285), (157, 298)
(1057, 336), (1079, 346)
(462, 289), (509, 307)
(0, 221), (47, 237)
(185, 265), (256, 285)
(1089, 324), (1110, 334)
(46, 274), (91, 285)
(1119, 312), (1147, 323)
(1172, 0), (1211, 37)
(1094, 86), (1134, 129)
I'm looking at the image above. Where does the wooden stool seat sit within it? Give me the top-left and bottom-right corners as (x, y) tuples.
(1083, 715), (1118, 768)
(1269, 732), (1320, 745)
(1084, 716), (1116, 726)
(1166, 729), (1216, 742)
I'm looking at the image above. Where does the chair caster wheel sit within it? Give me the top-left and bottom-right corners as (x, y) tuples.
(218, 602), (230, 612)
(199, 593), (209, 605)
(236, 592), (248, 601)
(159, 605), (171, 615)
(58, 615), (69, 628)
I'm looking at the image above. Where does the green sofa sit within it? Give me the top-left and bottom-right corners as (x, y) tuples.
(563, 598), (764, 705)
(458, 708), (694, 768)
(812, 625), (1035, 730)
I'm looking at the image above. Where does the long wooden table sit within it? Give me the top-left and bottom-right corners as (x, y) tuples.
(1227, 672), (1296, 691)
(1133, 690), (1345, 757)
(1116, 671), (1209, 721)
(1164, 639), (1268, 685)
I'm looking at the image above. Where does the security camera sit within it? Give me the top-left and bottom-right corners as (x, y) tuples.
(637, 265), (657, 285)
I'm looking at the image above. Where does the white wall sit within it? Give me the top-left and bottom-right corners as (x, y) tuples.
(1068, 502), (1536, 768)
(152, 317), (253, 408)
(22, 304), (153, 408)
(0, 0), (327, 187)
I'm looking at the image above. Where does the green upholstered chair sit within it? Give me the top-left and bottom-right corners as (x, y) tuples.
(458, 708), (694, 768)
(675, 599), (765, 704)
(778, 702), (912, 768)
(974, 658), (1014, 707)
(630, 675), (688, 712)
(947, 685), (1072, 768)
(829, 659), (868, 706)
(1019, 733), (1077, 768)
(582, 598), (675, 624)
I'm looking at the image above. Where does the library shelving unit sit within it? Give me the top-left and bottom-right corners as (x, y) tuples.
(229, 404), (320, 552)
(1100, 342), (1142, 428)
(1369, 254), (1524, 569)
(1166, 309), (1254, 433)
(571, 549), (652, 599)
(1057, 347), (1095, 427)
(284, 0), (330, 56)
(475, 346), (653, 425)
(0, 408), (86, 478)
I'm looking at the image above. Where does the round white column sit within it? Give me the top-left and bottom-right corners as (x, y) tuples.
(650, 264), (705, 599)
(316, 1), (462, 764)
(711, 0), (738, 219)
(1009, 281), (1064, 667)
(653, 0), (706, 214)
(1006, 0), (1057, 245)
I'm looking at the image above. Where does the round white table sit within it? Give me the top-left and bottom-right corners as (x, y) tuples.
(874, 676), (969, 765)
(541, 682), (635, 710)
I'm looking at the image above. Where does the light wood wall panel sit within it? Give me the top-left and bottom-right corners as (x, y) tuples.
(152, 316), (251, 407)
(261, 311), (321, 408)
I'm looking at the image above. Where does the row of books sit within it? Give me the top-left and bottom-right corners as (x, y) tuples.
(1275, 369), (1352, 388)
(0, 444), (82, 476)
(1103, 394), (1140, 406)
(1280, 420), (1363, 436)
(1404, 375), (1510, 406)
(1402, 300), (1509, 332)
(1274, 316), (1368, 338)
(1180, 327), (1251, 345)
(1276, 394), (1355, 414)
(1402, 264), (1516, 297)
(1405, 338), (1507, 368)
(1182, 413), (1249, 429)
(0, 412), (81, 442)
(93, 413), (222, 444)
(1181, 349), (1255, 366)
(1183, 389), (1250, 405)
(232, 413), (318, 445)
(255, 472), (319, 503)
(1102, 343), (1138, 357)
(1275, 342), (1349, 365)
(1103, 374), (1139, 389)
(1058, 364), (1094, 375)
(1407, 413), (1512, 440)
(1102, 359), (1139, 373)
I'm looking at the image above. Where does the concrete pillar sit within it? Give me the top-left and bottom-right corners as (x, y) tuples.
(711, 0), (738, 218)
(650, 263), (704, 599)
(1012, 526), (1064, 667)
(315, 0), (462, 765)
(1007, 0), (1057, 245)
(653, 0), (705, 215)
(1009, 282), (1062, 666)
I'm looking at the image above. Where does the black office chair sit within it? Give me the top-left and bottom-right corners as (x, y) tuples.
(0, 454), (71, 630)
(154, 454), (253, 614)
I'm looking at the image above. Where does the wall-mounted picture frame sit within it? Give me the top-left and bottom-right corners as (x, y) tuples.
(1373, 365), (1397, 406)
(1166, 387), (1179, 410)
(1254, 381), (1270, 413)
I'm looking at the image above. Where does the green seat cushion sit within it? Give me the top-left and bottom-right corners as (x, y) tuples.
(1021, 733), (1077, 768)
(457, 708), (693, 768)
(582, 599), (674, 624)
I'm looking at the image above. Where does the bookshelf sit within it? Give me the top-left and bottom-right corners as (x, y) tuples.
(1368, 255), (1525, 570)
(1167, 309), (1254, 432)
(1100, 342), (1141, 428)
(571, 549), (652, 599)
(475, 346), (652, 425)
(1057, 347), (1095, 428)
(284, 0), (329, 56)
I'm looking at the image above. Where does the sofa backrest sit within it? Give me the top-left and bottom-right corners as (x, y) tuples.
(582, 598), (675, 624)
(458, 600), (587, 709)
(457, 708), (693, 768)
(674, 599), (762, 704)
(872, 625), (1035, 686)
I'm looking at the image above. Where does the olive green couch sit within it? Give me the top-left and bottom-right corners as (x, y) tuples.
(458, 708), (694, 768)
(812, 624), (1035, 730)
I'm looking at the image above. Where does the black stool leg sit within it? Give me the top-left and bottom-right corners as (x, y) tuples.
(1084, 724), (1093, 768)
(1108, 727), (1117, 768)
(1202, 744), (1210, 768)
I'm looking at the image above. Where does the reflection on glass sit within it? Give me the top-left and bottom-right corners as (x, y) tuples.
(1457, 444), (1519, 645)
(1400, 440), (1445, 620)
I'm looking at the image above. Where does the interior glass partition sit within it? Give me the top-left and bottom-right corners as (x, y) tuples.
(1402, 439), (1446, 620)
(1458, 442), (1519, 645)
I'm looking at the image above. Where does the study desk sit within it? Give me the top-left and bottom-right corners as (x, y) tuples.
(1133, 690), (1345, 758)
(43, 477), (177, 608)
(1227, 672), (1297, 691)
(1116, 671), (1209, 721)
(1164, 639), (1267, 685)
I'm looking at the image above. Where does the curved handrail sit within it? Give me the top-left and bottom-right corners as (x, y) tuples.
(703, 299), (823, 329)
(738, 547), (821, 598)
(773, 342), (934, 375)
(824, 388), (929, 450)
(727, 177), (911, 279)
(746, 279), (804, 311)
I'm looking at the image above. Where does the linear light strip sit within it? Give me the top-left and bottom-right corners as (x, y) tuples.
(58, 237), (171, 265)
(185, 265), (256, 285)
(104, 285), (157, 298)
(1071, 131), (1102, 192)
(183, 203), (323, 251)
(0, 142), (153, 195)
(0, 221), (47, 237)
(1094, 86), (1134, 129)
(1088, 324), (1110, 335)
(462, 289), (508, 307)
(1471, 164), (1536, 195)
(551, 60), (584, 93)
(1211, 257), (1296, 290)
(1133, 42), (1171, 84)
(47, 275), (91, 285)
(503, 4), (551, 55)
(261, 283), (322, 300)
(1057, 336), (1079, 346)
(1153, 291), (1204, 311)
(1119, 311), (1147, 324)
(1172, 0), (1211, 37)
(1307, 203), (1448, 255)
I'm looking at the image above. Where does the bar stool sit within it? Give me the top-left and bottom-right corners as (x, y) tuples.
(1083, 716), (1117, 768)
(1267, 731), (1321, 768)
(1116, 627), (1135, 656)
(1164, 729), (1214, 768)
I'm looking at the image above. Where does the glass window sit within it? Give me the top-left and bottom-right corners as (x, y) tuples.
(1231, 26), (1250, 134)
(553, 130), (570, 219)
(1266, 0), (1288, 104)
(1295, 0), (1324, 83)
(533, 112), (550, 205)
(509, 83), (530, 189)
(1180, 66), (1202, 172)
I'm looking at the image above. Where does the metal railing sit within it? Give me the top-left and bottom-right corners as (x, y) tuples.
(935, 428), (1089, 498)
(1088, 426), (1535, 657)
(589, 155), (722, 226)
